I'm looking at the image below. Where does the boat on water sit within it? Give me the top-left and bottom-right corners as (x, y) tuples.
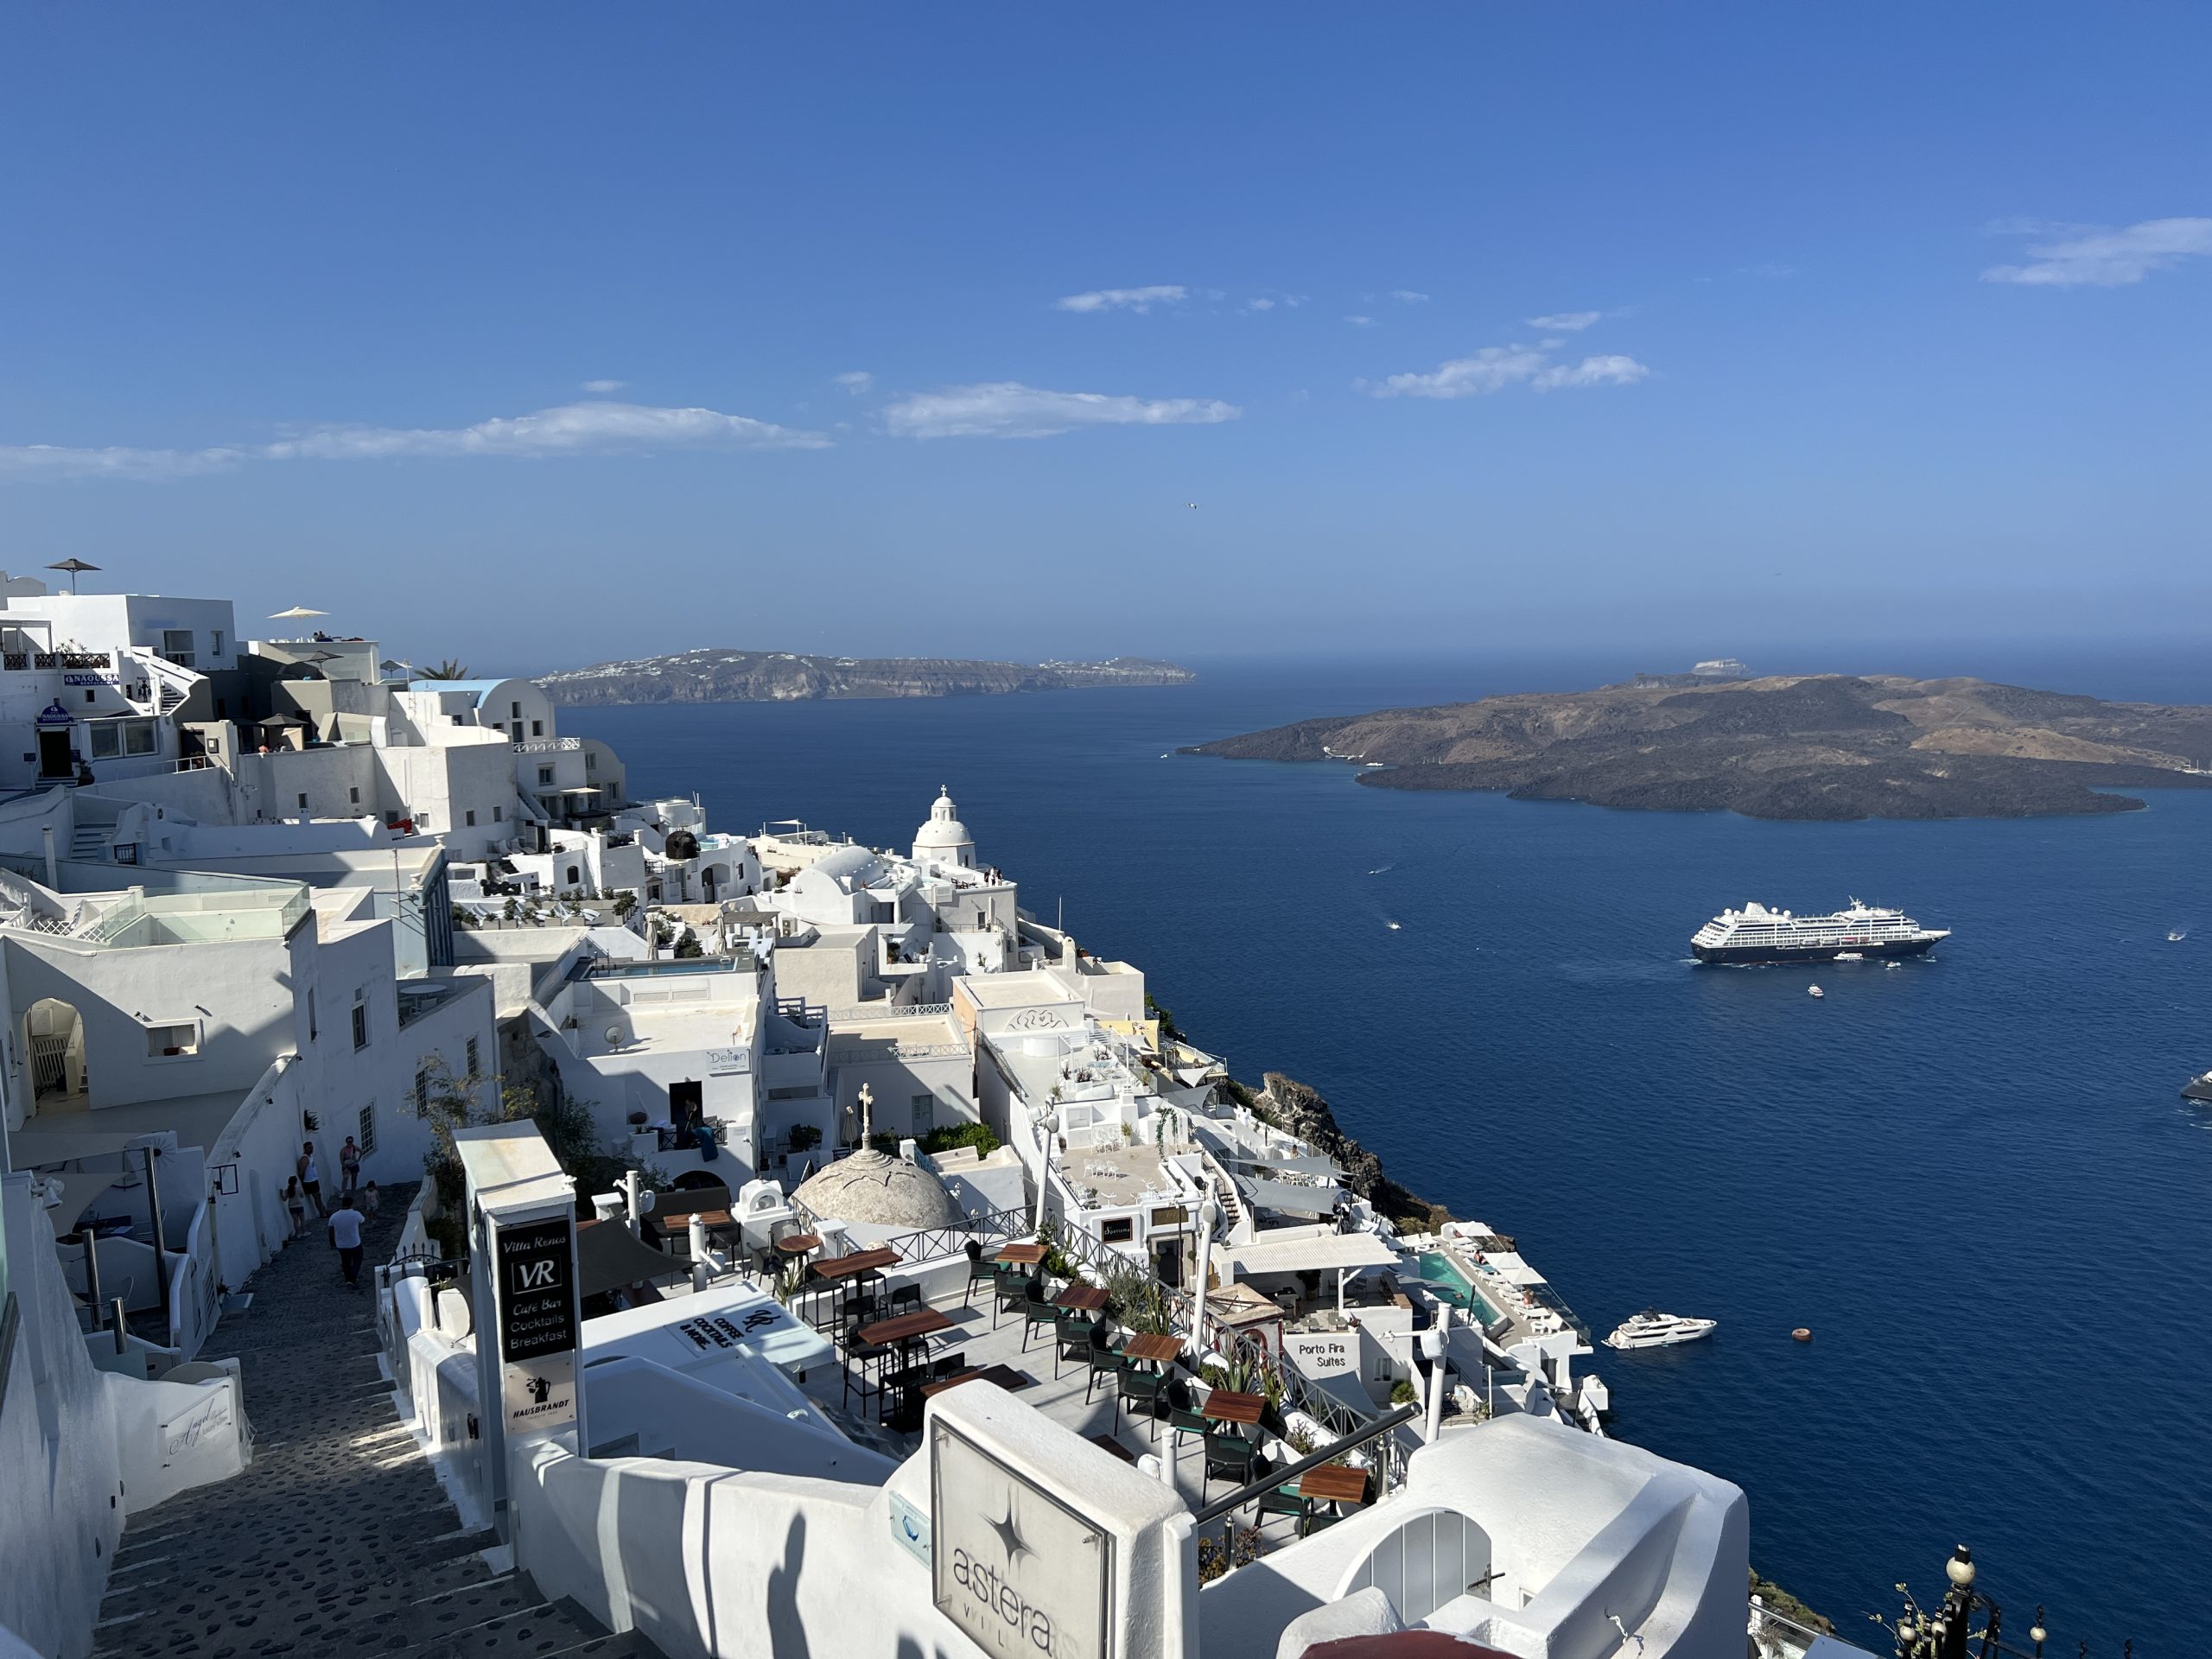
(1808, 985), (1824, 998)
(1605, 1310), (1718, 1351)
(1691, 899), (1949, 965)
(2183, 1071), (2212, 1104)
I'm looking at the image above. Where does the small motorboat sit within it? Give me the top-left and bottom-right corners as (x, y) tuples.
(1833, 951), (1864, 962)
(1808, 985), (1824, 999)
(1885, 961), (1902, 970)
(1791, 1327), (1813, 1343)
(1385, 921), (1402, 931)
(1605, 1310), (1718, 1351)
(2170, 930), (2187, 943)
(2183, 1071), (2212, 1104)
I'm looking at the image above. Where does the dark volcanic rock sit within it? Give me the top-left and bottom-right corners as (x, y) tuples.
(541, 650), (1195, 706)
(1188, 673), (2212, 823)
(1254, 1071), (1449, 1229)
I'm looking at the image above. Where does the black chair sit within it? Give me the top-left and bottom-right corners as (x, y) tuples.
(842, 1325), (892, 1412)
(1115, 1368), (1162, 1439)
(932, 1349), (968, 1379)
(1020, 1295), (1058, 1351)
(992, 1267), (1026, 1328)
(889, 1283), (923, 1315)
(1257, 1487), (1311, 1533)
(1202, 1432), (1259, 1498)
(1168, 1406), (1211, 1447)
(1084, 1339), (1126, 1402)
(1054, 1313), (1095, 1379)
(964, 1251), (997, 1306)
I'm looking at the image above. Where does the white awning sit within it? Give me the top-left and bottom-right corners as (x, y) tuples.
(1224, 1231), (1400, 1278)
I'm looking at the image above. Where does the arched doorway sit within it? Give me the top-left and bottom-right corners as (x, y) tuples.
(26, 997), (87, 1105)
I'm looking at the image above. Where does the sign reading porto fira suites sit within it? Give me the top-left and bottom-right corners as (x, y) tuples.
(931, 1421), (1111, 1659)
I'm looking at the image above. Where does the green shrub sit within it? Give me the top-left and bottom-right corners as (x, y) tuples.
(920, 1122), (999, 1158)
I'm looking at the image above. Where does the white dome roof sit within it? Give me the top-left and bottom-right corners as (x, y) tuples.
(913, 785), (972, 849)
(789, 1150), (964, 1230)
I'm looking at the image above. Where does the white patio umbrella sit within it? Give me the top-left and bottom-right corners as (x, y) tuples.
(267, 605), (327, 620)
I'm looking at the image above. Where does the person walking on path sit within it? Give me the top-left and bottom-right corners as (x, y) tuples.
(339, 1135), (362, 1194)
(297, 1141), (326, 1217)
(328, 1192), (366, 1288)
(283, 1176), (307, 1239)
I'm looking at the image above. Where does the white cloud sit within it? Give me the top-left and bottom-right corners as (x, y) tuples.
(582, 378), (627, 392)
(1526, 310), (1603, 332)
(0, 443), (245, 481)
(1244, 297), (1276, 312)
(1390, 289), (1430, 304)
(1344, 315), (1376, 327)
(1372, 342), (1649, 399)
(1981, 217), (2212, 286)
(0, 399), (828, 482)
(882, 382), (1239, 441)
(1532, 354), (1649, 391)
(1053, 284), (1190, 314)
(833, 371), (874, 393)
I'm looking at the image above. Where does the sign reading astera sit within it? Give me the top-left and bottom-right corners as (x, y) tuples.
(931, 1421), (1112, 1659)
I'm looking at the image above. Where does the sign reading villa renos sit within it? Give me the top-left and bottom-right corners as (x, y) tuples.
(931, 1421), (1111, 1659)
(495, 1217), (579, 1363)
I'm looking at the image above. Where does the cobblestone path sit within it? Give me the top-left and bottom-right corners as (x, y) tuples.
(92, 1185), (649, 1658)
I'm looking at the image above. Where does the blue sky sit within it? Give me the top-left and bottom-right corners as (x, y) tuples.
(3, 5), (2207, 674)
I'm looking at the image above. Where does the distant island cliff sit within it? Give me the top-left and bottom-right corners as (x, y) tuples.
(538, 650), (1195, 706)
(1185, 674), (2212, 821)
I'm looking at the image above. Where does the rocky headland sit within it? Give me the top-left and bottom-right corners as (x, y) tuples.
(1186, 673), (2212, 822)
(539, 649), (1193, 706)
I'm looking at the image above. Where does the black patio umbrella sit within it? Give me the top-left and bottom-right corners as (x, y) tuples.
(46, 558), (99, 594)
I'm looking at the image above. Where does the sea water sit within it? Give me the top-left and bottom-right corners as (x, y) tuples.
(567, 651), (2212, 1648)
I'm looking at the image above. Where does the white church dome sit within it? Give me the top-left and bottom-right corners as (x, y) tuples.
(912, 786), (975, 861)
(790, 1149), (965, 1231)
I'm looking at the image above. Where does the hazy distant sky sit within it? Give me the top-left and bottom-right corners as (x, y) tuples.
(3, 5), (2207, 674)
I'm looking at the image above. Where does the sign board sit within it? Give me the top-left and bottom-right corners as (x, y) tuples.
(63, 672), (119, 686)
(676, 1307), (783, 1353)
(503, 1351), (576, 1435)
(888, 1489), (933, 1571)
(1284, 1329), (1357, 1377)
(931, 1421), (1112, 1659)
(35, 701), (73, 727)
(495, 1217), (580, 1363)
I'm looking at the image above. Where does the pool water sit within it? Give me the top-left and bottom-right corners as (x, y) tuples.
(1416, 1251), (1504, 1326)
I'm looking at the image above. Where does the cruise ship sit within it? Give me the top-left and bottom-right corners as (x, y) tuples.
(1691, 899), (1949, 965)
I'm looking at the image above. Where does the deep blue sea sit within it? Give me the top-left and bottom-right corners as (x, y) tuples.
(568, 652), (2212, 1651)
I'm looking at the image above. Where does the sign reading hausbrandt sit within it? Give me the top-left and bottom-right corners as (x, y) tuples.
(503, 1350), (577, 1435)
(496, 1217), (580, 1363)
(931, 1421), (1111, 1659)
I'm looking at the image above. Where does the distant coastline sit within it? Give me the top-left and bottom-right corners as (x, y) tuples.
(539, 649), (1194, 706)
(1185, 671), (2212, 822)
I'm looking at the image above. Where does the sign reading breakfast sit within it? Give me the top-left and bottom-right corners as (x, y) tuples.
(931, 1422), (1111, 1659)
(496, 1217), (580, 1363)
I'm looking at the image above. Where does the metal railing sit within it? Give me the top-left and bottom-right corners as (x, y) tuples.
(836, 1001), (954, 1023)
(512, 736), (582, 753)
(862, 1205), (1033, 1268)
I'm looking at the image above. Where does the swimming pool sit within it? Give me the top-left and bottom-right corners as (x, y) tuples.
(1415, 1251), (1505, 1327)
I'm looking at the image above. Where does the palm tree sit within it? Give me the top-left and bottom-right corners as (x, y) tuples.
(420, 658), (472, 680)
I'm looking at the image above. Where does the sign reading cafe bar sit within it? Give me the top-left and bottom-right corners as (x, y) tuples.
(496, 1216), (581, 1437)
(931, 1421), (1111, 1659)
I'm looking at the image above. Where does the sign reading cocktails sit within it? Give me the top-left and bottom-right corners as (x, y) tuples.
(931, 1421), (1112, 1659)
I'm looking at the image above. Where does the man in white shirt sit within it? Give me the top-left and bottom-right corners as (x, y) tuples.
(327, 1197), (366, 1288)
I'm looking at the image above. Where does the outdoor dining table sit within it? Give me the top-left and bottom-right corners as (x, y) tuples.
(775, 1232), (821, 1256)
(1200, 1389), (1266, 1430)
(855, 1306), (955, 1351)
(995, 1242), (1047, 1267)
(804, 1245), (900, 1329)
(1052, 1283), (1111, 1313)
(1116, 1332), (1181, 1369)
(1297, 1465), (1371, 1509)
(922, 1363), (1037, 1398)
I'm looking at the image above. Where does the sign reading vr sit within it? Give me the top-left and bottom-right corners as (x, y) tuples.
(496, 1217), (579, 1364)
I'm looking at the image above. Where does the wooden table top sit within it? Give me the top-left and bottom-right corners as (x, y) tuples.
(1117, 1332), (1182, 1365)
(773, 1233), (821, 1255)
(921, 1363), (1035, 1397)
(1298, 1465), (1370, 1505)
(1200, 1389), (1265, 1426)
(856, 1306), (955, 1348)
(810, 1246), (900, 1281)
(995, 1243), (1047, 1266)
(690, 1208), (733, 1228)
(1053, 1283), (1110, 1313)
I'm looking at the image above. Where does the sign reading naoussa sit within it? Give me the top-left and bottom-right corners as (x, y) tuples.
(496, 1217), (580, 1363)
(931, 1421), (1111, 1659)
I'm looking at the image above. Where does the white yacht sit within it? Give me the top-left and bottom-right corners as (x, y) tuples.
(1605, 1310), (1719, 1351)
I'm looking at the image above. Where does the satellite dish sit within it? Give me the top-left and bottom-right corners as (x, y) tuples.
(604, 1024), (623, 1047)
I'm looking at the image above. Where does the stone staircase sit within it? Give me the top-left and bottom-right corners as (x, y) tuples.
(92, 1185), (657, 1658)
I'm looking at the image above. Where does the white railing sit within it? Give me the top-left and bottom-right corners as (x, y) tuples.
(512, 736), (582, 754)
(834, 1001), (953, 1022)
